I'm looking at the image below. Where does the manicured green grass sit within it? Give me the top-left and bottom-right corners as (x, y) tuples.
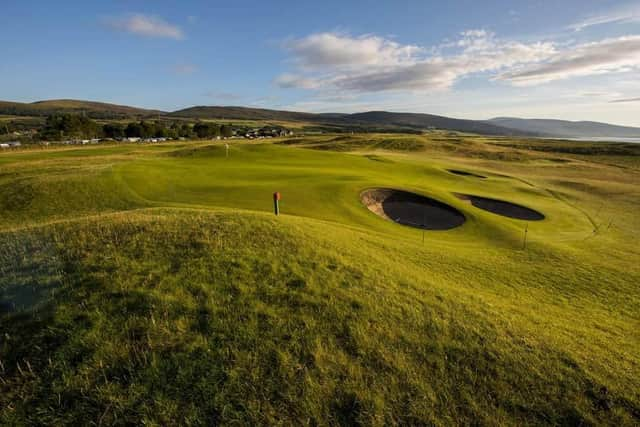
(1, 136), (639, 425)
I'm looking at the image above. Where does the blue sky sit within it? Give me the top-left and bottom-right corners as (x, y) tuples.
(1, 0), (639, 125)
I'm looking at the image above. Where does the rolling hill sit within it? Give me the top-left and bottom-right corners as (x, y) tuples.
(4, 99), (640, 138)
(0, 99), (164, 119)
(1, 138), (638, 424)
(345, 111), (529, 135)
(0, 100), (533, 135)
(171, 107), (532, 135)
(488, 117), (640, 138)
(169, 105), (332, 122)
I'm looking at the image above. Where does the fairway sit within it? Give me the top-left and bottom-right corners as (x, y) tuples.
(1, 136), (639, 425)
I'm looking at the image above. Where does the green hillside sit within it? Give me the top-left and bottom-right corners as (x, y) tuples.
(1, 136), (638, 425)
(170, 105), (328, 122)
(1, 99), (532, 135)
(0, 99), (163, 119)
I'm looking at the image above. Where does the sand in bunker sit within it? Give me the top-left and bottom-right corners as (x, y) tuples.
(457, 194), (544, 221)
(361, 188), (465, 230)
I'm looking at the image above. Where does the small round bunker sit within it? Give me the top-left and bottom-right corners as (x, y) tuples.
(457, 194), (544, 221)
(447, 169), (487, 179)
(361, 188), (465, 230)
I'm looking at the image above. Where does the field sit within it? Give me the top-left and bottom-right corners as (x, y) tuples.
(1, 134), (639, 425)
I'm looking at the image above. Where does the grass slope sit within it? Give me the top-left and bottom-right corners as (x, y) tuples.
(170, 107), (530, 136)
(0, 99), (163, 119)
(1, 136), (639, 425)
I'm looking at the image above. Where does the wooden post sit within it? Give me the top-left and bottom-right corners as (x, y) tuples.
(273, 192), (281, 216)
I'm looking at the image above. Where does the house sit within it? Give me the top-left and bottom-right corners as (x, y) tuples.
(244, 127), (293, 139)
(1, 141), (21, 148)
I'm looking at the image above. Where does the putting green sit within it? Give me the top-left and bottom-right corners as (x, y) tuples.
(113, 143), (591, 244)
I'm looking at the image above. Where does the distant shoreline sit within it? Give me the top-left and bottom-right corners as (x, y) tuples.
(539, 136), (640, 144)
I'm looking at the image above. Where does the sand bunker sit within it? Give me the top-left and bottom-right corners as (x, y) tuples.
(457, 194), (544, 221)
(361, 188), (465, 230)
(448, 169), (487, 179)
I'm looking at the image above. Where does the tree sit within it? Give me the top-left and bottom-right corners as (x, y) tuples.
(154, 125), (168, 138)
(193, 122), (210, 139)
(220, 124), (233, 138)
(179, 123), (192, 138)
(39, 114), (101, 140)
(125, 122), (143, 138)
(103, 123), (124, 139)
(192, 122), (221, 139)
(140, 121), (155, 138)
(167, 123), (180, 139)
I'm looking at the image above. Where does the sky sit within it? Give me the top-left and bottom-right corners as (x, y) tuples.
(1, 0), (640, 126)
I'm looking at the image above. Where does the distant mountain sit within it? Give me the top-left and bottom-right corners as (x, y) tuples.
(487, 117), (640, 138)
(169, 106), (336, 122)
(170, 107), (531, 136)
(345, 111), (529, 136)
(4, 99), (639, 138)
(0, 99), (164, 119)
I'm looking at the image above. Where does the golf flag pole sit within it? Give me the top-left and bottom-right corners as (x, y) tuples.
(273, 192), (281, 216)
(225, 143), (229, 158)
(422, 206), (426, 244)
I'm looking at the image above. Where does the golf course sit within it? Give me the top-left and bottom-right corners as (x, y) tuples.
(1, 133), (639, 425)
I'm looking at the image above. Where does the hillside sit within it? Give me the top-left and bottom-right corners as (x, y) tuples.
(346, 111), (532, 135)
(488, 117), (640, 138)
(0, 135), (640, 426)
(3, 99), (640, 138)
(1, 138), (638, 425)
(171, 107), (532, 136)
(0, 99), (164, 119)
(169, 105), (335, 122)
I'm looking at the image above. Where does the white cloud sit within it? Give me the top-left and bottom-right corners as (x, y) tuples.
(571, 3), (640, 31)
(277, 31), (556, 93)
(106, 14), (184, 40)
(274, 73), (322, 89)
(610, 97), (640, 103)
(498, 36), (640, 85)
(173, 63), (198, 74)
(283, 32), (421, 69)
(277, 30), (640, 94)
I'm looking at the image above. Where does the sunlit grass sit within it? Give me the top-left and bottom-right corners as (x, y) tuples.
(1, 136), (638, 425)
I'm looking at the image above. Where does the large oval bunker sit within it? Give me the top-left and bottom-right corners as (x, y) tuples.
(457, 194), (544, 221)
(361, 188), (465, 230)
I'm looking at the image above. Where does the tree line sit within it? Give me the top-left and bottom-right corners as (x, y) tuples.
(37, 114), (234, 141)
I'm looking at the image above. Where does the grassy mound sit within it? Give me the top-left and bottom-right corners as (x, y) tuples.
(277, 134), (427, 152)
(1, 138), (639, 425)
(1, 209), (638, 425)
